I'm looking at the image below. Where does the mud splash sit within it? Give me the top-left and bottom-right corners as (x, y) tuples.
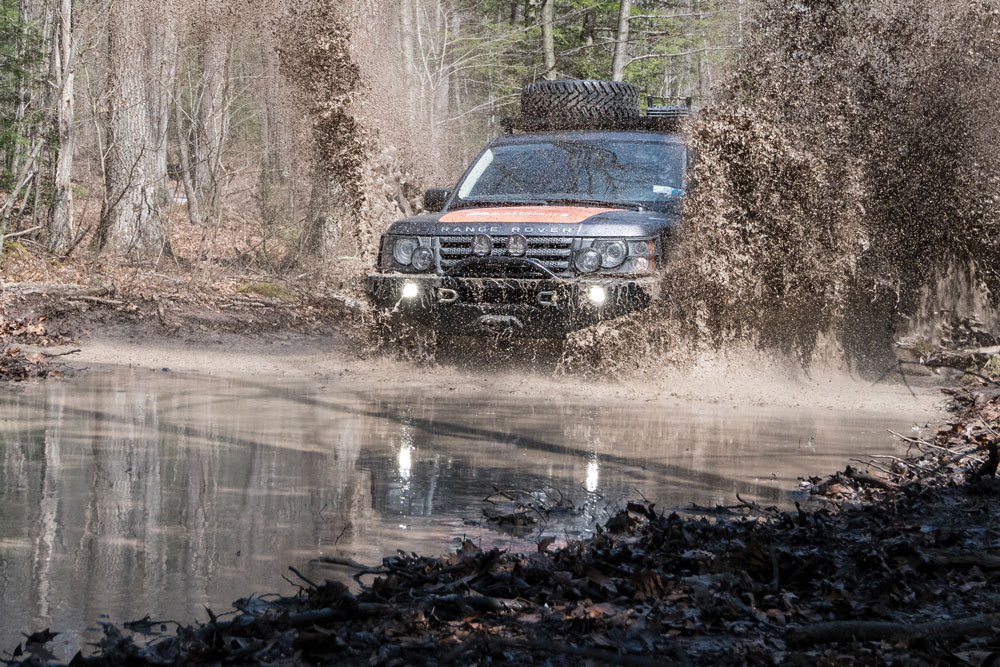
(275, 0), (422, 263)
(567, 0), (1000, 376)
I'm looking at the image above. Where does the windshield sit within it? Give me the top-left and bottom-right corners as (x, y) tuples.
(453, 138), (685, 211)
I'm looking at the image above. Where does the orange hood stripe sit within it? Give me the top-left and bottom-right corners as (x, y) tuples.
(439, 206), (620, 224)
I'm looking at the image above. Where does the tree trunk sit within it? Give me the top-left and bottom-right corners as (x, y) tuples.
(174, 82), (202, 227)
(540, 0), (555, 79)
(612, 0), (632, 81)
(299, 177), (339, 260)
(97, 0), (167, 254)
(194, 22), (228, 220)
(256, 44), (287, 231)
(47, 0), (73, 251)
(400, 0), (417, 116)
(146, 4), (178, 206)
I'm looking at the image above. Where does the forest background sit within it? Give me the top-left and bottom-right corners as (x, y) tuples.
(0, 0), (739, 287)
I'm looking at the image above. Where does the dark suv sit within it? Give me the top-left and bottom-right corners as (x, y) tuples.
(367, 80), (689, 338)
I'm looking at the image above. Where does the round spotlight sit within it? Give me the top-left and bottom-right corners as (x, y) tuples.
(472, 234), (493, 257)
(574, 248), (601, 273)
(507, 234), (527, 257)
(401, 282), (419, 299)
(411, 247), (433, 271)
(588, 285), (607, 305)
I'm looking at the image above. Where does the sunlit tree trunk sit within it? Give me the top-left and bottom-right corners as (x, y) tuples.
(97, 0), (167, 255)
(540, 0), (555, 79)
(47, 0), (73, 251)
(612, 0), (632, 81)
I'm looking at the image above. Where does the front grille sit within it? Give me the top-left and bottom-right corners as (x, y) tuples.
(439, 236), (573, 274)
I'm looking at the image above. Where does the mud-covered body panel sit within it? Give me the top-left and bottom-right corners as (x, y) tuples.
(366, 127), (684, 337)
(385, 206), (680, 239)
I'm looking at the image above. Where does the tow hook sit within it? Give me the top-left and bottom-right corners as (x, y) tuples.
(437, 288), (458, 304)
(537, 291), (557, 307)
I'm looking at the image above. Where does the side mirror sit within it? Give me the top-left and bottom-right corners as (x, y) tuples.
(423, 188), (451, 212)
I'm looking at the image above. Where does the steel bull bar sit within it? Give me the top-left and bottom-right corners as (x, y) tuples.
(367, 260), (658, 337)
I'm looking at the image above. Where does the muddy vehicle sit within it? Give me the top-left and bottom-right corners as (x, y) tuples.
(368, 80), (690, 338)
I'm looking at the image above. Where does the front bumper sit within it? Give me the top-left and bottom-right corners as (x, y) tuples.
(366, 272), (659, 337)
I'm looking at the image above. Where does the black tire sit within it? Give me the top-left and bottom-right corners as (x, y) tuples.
(520, 80), (640, 121)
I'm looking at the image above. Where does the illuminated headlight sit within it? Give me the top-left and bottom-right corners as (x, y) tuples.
(574, 248), (601, 273)
(401, 281), (419, 299)
(593, 239), (628, 268)
(588, 285), (607, 305)
(411, 247), (433, 271)
(392, 237), (419, 265)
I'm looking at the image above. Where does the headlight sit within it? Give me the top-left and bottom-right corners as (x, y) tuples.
(392, 237), (419, 265)
(594, 239), (628, 268)
(574, 248), (601, 273)
(411, 247), (433, 271)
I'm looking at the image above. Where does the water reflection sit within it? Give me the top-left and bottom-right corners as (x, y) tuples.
(0, 368), (929, 659)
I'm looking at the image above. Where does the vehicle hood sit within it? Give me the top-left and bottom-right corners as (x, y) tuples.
(385, 205), (680, 238)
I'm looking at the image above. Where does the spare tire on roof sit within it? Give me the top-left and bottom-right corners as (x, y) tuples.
(520, 79), (640, 121)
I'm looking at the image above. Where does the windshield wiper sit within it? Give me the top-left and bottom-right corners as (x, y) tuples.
(544, 198), (644, 212)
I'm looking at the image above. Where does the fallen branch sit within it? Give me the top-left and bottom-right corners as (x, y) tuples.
(480, 637), (679, 666)
(922, 549), (1000, 570)
(0, 225), (41, 242)
(422, 593), (532, 613)
(65, 296), (126, 306)
(42, 348), (81, 358)
(787, 613), (1000, 645)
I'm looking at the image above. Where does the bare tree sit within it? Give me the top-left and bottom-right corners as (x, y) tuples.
(96, 0), (168, 254)
(47, 0), (74, 250)
(612, 0), (632, 81)
(540, 0), (555, 79)
(193, 13), (229, 220)
(145, 1), (178, 206)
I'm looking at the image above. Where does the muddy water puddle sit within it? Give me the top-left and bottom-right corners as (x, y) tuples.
(1, 367), (933, 657)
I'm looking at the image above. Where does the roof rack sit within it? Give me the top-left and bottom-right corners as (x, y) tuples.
(500, 114), (689, 134)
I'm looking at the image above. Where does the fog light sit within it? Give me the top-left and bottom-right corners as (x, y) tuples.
(401, 282), (419, 299)
(588, 285), (607, 305)
(411, 247), (433, 271)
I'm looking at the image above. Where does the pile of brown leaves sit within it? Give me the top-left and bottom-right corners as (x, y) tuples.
(0, 300), (73, 381)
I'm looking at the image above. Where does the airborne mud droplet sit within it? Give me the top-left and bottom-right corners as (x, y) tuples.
(566, 0), (1000, 377)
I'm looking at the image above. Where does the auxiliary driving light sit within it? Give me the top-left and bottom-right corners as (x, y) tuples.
(401, 282), (419, 299)
(411, 247), (433, 271)
(507, 234), (527, 257)
(472, 234), (493, 257)
(588, 285), (607, 305)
